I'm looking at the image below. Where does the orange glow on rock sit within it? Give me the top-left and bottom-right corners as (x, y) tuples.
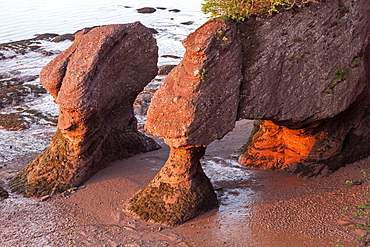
(239, 120), (327, 170)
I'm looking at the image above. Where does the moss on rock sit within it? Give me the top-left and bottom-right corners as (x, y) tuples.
(129, 146), (218, 225)
(8, 129), (73, 197)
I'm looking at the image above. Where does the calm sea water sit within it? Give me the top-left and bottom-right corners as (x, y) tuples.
(0, 0), (206, 43)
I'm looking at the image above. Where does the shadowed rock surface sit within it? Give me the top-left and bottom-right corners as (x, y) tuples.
(130, 19), (243, 224)
(238, 0), (369, 124)
(238, 0), (370, 175)
(9, 22), (160, 197)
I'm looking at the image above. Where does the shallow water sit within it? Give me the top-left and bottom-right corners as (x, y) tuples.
(1, 0), (206, 43)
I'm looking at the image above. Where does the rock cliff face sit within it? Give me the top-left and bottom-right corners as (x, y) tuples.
(9, 23), (160, 197)
(130, 0), (370, 224)
(238, 0), (369, 124)
(129, 19), (243, 225)
(238, 0), (370, 175)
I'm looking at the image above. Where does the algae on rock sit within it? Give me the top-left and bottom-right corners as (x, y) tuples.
(129, 146), (218, 225)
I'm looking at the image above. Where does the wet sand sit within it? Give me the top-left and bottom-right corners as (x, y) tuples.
(1, 119), (369, 246)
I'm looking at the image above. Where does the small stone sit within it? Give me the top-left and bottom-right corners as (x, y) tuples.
(52, 33), (75, 42)
(40, 195), (51, 202)
(158, 64), (177, 75)
(180, 21), (194, 25)
(0, 186), (9, 200)
(137, 7), (156, 13)
(161, 55), (181, 59)
(148, 28), (158, 34)
(352, 179), (363, 185)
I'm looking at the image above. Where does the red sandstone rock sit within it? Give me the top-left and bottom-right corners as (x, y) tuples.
(238, 120), (340, 171)
(129, 146), (218, 225)
(145, 19), (243, 147)
(238, 0), (370, 175)
(238, 0), (370, 125)
(9, 23), (160, 197)
(130, 19), (242, 225)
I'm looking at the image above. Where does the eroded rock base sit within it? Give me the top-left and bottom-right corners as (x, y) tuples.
(9, 128), (159, 197)
(129, 146), (218, 225)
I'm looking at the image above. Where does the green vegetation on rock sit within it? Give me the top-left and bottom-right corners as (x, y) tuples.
(325, 69), (347, 94)
(202, 0), (318, 21)
(8, 129), (73, 197)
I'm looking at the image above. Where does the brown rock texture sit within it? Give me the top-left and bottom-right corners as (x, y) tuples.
(130, 19), (242, 224)
(238, 0), (370, 125)
(145, 19), (243, 147)
(129, 146), (218, 226)
(9, 22), (160, 197)
(238, 0), (370, 175)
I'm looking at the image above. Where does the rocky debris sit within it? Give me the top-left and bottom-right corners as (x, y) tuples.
(161, 54), (181, 59)
(33, 33), (59, 40)
(0, 75), (46, 110)
(0, 186), (9, 200)
(238, 0), (370, 175)
(134, 91), (155, 117)
(180, 21), (194, 25)
(52, 33), (75, 42)
(9, 22), (161, 197)
(137, 7), (156, 14)
(169, 9), (180, 13)
(130, 19), (242, 225)
(0, 33), (62, 58)
(129, 146), (218, 226)
(158, 64), (177, 75)
(148, 28), (158, 34)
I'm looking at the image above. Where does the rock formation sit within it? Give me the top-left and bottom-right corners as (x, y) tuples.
(237, 0), (370, 175)
(131, 0), (370, 224)
(9, 22), (160, 197)
(129, 19), (243, 225)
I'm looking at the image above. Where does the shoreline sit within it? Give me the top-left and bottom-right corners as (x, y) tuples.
(1, 119), (368, 246)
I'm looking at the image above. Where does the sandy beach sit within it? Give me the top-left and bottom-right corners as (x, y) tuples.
(1, 119), (369, 246)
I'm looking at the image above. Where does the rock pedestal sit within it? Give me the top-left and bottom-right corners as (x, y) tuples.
(129, 146), (218, 226)
(129, 19), (243, 224)
(9, 22), (160, 197)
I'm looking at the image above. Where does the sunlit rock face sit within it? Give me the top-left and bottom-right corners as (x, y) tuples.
(130, 19), (243, 225)
(238, 0), (370, 175)
(9, 23), (160, 197)
(145, 19), (243, 147)
(238, 120), (343, 173)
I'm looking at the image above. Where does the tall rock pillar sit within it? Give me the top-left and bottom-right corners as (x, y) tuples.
(9, 23), (160, 197)
(129, 19), (243, 225)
